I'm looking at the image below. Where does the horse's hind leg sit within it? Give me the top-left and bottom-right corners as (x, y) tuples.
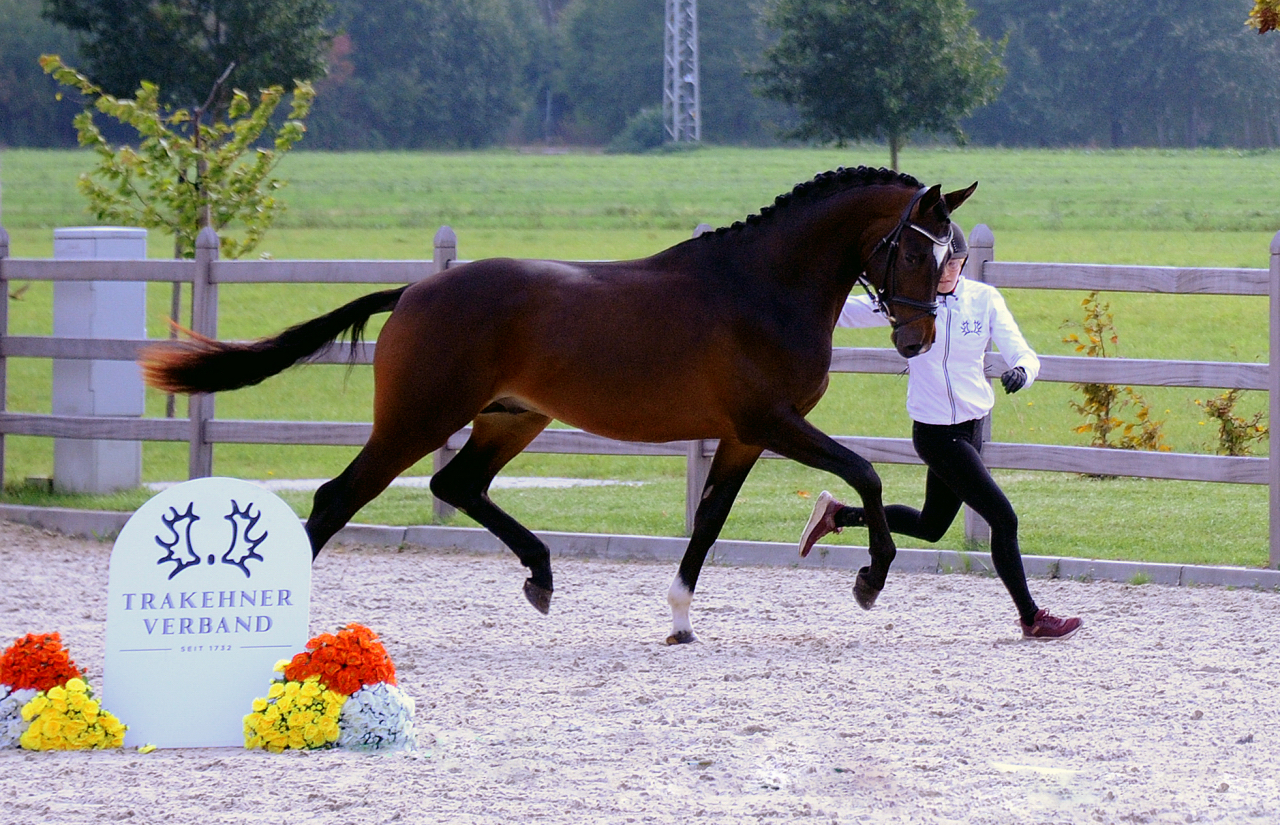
(666, 438), (762, 644)
(429, 405), (555, 613)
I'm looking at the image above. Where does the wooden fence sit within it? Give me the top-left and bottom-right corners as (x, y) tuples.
(0, 223), (1278, 567)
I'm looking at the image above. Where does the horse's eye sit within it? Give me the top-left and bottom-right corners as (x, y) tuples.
(904, 253), (925, 266)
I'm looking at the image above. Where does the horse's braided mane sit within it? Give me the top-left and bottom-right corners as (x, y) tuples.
(711, 166), (923, 237)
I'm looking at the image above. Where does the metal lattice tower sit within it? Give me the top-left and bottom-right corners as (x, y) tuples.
(663, 0), (701, 143)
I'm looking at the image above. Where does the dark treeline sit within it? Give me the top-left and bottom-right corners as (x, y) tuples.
(2, 0), (1278, 150)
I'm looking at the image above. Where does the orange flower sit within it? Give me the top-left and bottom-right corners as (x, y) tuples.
(282, 624), (396, 696)
(0, 632), (83, 693)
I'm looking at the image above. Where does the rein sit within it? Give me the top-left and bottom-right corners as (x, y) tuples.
(858, 187), (951, 330)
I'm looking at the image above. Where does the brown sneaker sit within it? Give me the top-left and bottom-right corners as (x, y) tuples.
(799, 491), (842, 558)
(1020, 609), (1083, 640)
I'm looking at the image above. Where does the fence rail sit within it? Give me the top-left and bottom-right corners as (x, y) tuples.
(0, 223), (1277, 566)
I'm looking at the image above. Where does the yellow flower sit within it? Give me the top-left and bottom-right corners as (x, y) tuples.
(252, 698), (268, 713)
(65, 678), (88, 694)
(267, 683), (285, 700)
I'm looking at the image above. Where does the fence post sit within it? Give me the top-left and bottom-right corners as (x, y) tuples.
(1270, 231), (1280, 568)
(685, 223), (715, 534)
(964, 224), (996, 546)
(0, 226), (8, 487)
(187, 227), (219, 478)
(432, 226), (459, 521)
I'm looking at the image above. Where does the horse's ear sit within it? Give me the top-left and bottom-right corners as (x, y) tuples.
(944, 182), (979, 213)
(915, 184), (943, 217)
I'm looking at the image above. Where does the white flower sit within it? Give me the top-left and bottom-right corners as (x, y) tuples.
(338, 682), (417, 753)
(0, 684), (39, 748)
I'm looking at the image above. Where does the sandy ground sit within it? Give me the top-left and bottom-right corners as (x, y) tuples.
(1, 517), (1279, 825)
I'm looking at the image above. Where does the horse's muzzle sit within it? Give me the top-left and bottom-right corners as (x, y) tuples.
(891, 321), (936, 359)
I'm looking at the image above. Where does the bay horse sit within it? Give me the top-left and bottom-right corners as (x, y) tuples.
(141, 166), (976, 644)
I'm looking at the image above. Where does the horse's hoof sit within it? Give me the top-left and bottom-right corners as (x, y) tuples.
(665, 630), (696, 645)
(853, 569), (881, 611)
(523, 579), (553, 615)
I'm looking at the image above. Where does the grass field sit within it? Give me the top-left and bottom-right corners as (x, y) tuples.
(0, 145), (1276, 567)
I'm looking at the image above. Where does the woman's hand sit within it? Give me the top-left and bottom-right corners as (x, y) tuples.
(1000, 366), (1027, 394)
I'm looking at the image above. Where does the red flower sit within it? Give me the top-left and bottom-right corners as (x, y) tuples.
(283, 623), (397, 695)
(0, 632), (84, 692)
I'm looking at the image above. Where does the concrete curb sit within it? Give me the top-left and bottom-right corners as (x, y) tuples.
(3, 503), (1278, 592)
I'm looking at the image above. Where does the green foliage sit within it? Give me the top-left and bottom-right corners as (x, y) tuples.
(0, 0), (81, 147)
(39, 55), (314, 259)
(753, 0), (1005, 168)
(1061, 291), (1169, 451)
(966, 0), (1280, 148)
(309, 0), (530, 149)
(1195, 390), (1270, 456)
(40, 0), (332, 114)
(559, 0), (662, 142)
(559, 0), (783, 145)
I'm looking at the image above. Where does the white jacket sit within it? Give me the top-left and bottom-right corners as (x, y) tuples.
(837, 276), (1040, 425)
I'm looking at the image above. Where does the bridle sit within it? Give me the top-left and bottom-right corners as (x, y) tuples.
(857, 187), (952, 330)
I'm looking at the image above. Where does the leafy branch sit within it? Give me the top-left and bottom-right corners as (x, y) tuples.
(39, 54), (314, 259)
(1249, 0), (1280, 33)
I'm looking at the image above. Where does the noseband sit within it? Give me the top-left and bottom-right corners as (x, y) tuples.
(858, 188), (951, 330)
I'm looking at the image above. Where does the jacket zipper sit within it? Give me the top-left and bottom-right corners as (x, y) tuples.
(942, 294), (957, 423)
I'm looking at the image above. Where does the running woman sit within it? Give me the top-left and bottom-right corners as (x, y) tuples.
(799, 224), (1082, 640)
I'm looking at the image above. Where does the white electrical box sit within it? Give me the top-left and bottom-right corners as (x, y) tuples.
(52, 227), (147, 493)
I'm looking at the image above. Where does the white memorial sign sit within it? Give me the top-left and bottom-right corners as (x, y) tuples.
(104, 477), (312, 748)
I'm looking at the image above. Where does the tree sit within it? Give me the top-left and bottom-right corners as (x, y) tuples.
(0, 0), (81, 146)
(559, 0), (785, 145)
(306, 0), (530, 148)
(40, 0), (332, 113)
(965, 0), (1280, 148)
(560, 0), (663, 142)
(40, 55), (315, 259)
(752, 0), (1005, 168)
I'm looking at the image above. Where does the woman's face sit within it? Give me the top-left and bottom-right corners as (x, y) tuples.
(938, 256), (965, 294)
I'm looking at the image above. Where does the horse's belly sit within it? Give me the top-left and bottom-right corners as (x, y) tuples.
(512, 381), (729, 444)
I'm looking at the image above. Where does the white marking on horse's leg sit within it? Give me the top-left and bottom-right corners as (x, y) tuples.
(667, 575), (695, 643)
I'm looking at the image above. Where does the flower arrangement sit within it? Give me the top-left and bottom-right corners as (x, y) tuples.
(282, 623), (397, 695)
(0, 633), (126, 751)
(0, 685), (38, 748)
(0, 632), (83, 692)
(19, 678), (127, 750)
(242, 672), (345, 753)
(244, 623), (415, 754)
(338, 682), (417, 753)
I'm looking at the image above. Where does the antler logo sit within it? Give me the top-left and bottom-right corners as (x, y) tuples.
(154, 499), (270, 580)
(155, 502), (201, 580)
(222, 500), (267, 578)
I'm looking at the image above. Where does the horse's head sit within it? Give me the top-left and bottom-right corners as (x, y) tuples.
(863, 181), (978, 358)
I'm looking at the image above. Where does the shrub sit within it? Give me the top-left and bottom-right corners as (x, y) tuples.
(1062, 291), (1169, 452)
(1195, 389), (1269, 456)
(605, 107), (666, 154)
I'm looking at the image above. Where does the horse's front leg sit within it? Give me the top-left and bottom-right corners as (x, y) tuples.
(754, 410), (895, 610)
(667, 439), (762, 644)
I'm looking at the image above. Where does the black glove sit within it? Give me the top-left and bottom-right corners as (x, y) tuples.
(1000, 366), (1027, 394)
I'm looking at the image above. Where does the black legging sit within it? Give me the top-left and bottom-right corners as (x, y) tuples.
(837, 418), (1040, 624)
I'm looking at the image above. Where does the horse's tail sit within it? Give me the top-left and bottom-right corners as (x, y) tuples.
(140, 285), (410, 395)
